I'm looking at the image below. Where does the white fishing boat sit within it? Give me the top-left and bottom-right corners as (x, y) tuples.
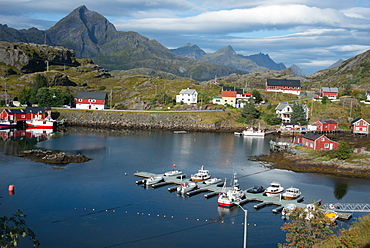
(282, 187), (301, 200)
(177, 182), (197, 194)
(265, 181), (284, 197)
(203, 177), (222, 185)
(218, 171), (245, 208)
(145, 176), (163, 186)
(190, 165), (211, 182)
(242, 127), (265, 137)
(164, 170), (183, 177)
(164, 164), (183, 177)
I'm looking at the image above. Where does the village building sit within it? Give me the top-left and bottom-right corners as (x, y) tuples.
(350, 118), (369, 135)
(212, 86), (252, 108)
(312, 120), (338, 132)
(0, 107), (51, 121)
(75, 91), (108, 110)
(315, 87), (339, 100)
(176, 88), (198, 105)
(367, 91), (370, 101)
(266, 79), (301, 95)
(295, 133), (339, 151)
(275, 102), (309, 123)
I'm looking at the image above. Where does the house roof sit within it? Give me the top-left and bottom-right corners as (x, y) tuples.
(179, 88), (197, 95)
(315, 120), (337, 125)
(76, 91), (107, 99)
(351, 117), (368, 124)
(222, 91), (237, 97)
(275, 102), (291, 111)
(25, 106), (51, 113)
(322, 87), (338, 93)
(300, 132), (324, 141)
(222, 86), (236, 91)
(266, 79), (301, 87)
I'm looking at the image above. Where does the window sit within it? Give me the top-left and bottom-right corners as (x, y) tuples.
(321, 138), (325, 141)
(78, 99), (82, 102)
(324, 144), (329, 148)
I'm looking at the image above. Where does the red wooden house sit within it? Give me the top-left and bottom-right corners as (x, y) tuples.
(295, 133), (339, 151)
(312, 120), (338, 132)
(350, 118), (369, 134)
(0, 107), (51, 121)
(315, 87), (339, 100)
(266, 79), (301, 95)
(75, 91), (108, 110)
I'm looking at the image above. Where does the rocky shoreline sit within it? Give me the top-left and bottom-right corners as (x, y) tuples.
(18, 150), (92, 164)
(254, 152), (370, 179)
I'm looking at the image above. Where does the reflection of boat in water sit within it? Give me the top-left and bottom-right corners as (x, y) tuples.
(145, 176), (163, 186)
(218, 171), (245, 208)
(177, 182), (197, 194)
(0, 120), (17, 129)
(0, 129), (53, 141)
(282, 187), (301, 200)
(265, 181), (284, 197)
(191, 165), (211, 182)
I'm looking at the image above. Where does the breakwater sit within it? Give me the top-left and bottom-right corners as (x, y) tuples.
(57, 109), (243, 132)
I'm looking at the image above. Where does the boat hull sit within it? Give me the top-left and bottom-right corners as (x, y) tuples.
(265, 191), (284, 197)
(282, 195), (300, 200)
(26, 120), (54, 129)
(191, 176), (211, 182)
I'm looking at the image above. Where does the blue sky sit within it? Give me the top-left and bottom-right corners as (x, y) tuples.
(1, 0), (370, 75)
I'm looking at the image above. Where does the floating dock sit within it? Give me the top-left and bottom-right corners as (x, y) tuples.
(134, 171), (353, 220)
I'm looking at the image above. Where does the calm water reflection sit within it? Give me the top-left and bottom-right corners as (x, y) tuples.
(0, 128), (369, 247)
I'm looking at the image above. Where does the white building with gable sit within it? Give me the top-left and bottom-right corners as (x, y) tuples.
(176, 88), (198, 105)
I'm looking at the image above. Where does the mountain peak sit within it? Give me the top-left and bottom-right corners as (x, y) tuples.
(215, 45), (236, 55)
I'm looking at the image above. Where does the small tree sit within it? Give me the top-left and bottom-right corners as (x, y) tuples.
(321, 96), (330, 105)
(265, 113), (282, 126)
(239, 99), (260, 125)
(279, 205), (335, 248)
(290, 103), (308, 125)
(252, 90), (263, 103)
(331, 142), (352, 160)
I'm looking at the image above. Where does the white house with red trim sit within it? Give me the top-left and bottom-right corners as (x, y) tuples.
(176, 88), (198, 105)
(275, 102), (309, 123)
(75, 91), (108, 110)
(350, 118), (369, 134)
(266, 79), (301, 95)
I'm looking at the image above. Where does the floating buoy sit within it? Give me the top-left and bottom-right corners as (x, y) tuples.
(8, 185), (15, 195)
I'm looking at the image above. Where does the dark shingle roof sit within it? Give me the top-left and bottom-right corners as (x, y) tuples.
(267, 79), (301, 87)
(300, 132), (323, 141)
(76, 91), (107, 100)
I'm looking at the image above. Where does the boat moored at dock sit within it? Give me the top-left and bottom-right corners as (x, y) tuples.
(177, 182), (197, 194)
(282, 187), (301, 200)
(190, 165), (211, 182)
(265, 181), (284, 197)
(218, 172), (245, 208)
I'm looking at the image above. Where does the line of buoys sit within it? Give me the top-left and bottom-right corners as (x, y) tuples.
(8, 185), (15, 195)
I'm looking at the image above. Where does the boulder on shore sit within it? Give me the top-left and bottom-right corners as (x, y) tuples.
(19, 150), (92, 164)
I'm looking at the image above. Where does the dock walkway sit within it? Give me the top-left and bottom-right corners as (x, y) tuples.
(134, 171), (352, 220)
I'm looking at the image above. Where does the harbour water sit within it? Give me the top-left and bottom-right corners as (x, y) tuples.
(0, 128), (369, 247)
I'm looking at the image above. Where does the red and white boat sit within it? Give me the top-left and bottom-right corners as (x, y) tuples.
(218, 171), (245, 208)
(26, 118), (55, 129)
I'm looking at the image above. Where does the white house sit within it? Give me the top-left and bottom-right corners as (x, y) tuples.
(176, 88), (198, 105)
(275, 102), (309, 123)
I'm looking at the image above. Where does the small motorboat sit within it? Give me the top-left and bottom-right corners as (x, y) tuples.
(325, 210), (338, 222)
(191, 165), (211, 182)
(203, 177), (222, 185)
(177, 182), (197, 194)
(145, 176), (163, 186)
(247, 185), (265, 193)
(282, 187), (301, 200)
(164, 170), (183, 177)
(265, 181), (284, 197)
(282, 203), (297, 218)
(0, 120), (17, 129)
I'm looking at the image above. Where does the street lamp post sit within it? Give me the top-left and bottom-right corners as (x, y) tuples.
(237, 203), (248, 248)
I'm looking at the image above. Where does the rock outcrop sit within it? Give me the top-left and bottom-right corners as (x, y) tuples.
(19, 150), (92, 164)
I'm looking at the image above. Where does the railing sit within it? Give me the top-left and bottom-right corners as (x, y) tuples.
(321, 203), (370, 212)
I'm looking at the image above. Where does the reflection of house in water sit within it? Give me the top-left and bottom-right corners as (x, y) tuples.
(0, 129), (53, 142)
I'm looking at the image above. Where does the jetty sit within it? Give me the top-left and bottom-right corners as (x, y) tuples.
(134, 171), (353, 220)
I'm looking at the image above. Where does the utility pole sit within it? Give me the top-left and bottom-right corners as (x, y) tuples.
(45, 61), (49, 71)
(237, 204), (248, 248)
